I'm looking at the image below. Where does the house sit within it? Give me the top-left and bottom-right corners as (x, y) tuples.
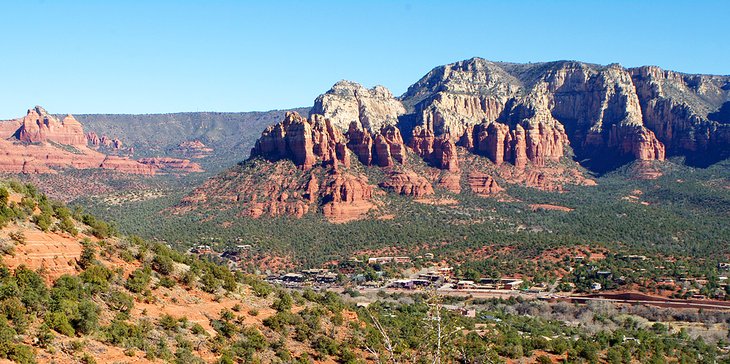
(456, 280), (475, 290)
(302, 268), (328, 276)
(391, 279), (415, 289)
(478, 278), (524, 290)
(281, 273), (305, 283)
(368, 257), (394, 265)
(315, 272), (338, 283)
(412, 279), (431, 287)
(190, 245), (214, 254)
(460, 308), (477, 318)
(719, 263), (730, 270)
(419, 273), (443, 282)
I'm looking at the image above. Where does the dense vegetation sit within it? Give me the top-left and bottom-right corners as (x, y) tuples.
(0, 180), (729, 363)
(76, 157), (730, 273)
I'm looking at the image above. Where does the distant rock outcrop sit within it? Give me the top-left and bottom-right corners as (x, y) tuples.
(346, 123), (407, 167)
(138, 158), (204, 173)
(251, 112), (350, 170)
(410, 126), (459, 171)
(15, 106), (87, 146)
(0, 106), (204, 175)
(631, 66), (730, 162)
(379, 171), (434, 197)
(172, 140), (214, 158)
(401, 58), (729, 168)
(87, 132), (123, 150)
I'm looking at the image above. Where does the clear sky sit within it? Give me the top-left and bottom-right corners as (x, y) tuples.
(1, 0), (728, 119)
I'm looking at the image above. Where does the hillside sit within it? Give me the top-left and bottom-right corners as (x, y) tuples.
(2, 180), (729, 363)
(0, 180), (362, 363)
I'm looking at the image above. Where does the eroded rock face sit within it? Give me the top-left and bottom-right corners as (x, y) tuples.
(99, 156), (157, 175)
(173, 140), (214, 158)
(467, 172), (502, 196)
(311, 80), (405, 133)
(379, 171), (434, 197)
(177, 159), (377, 222)
(251, 112), (350, 170)
(137, 158), (204, 173)
(466, 119), (568, 168)
(401, 58), (688, 166)
(410, 126), (459, 171)
(0, 106), (214, 175)
(347, 123), (407, 167)
(321, 173), (375, 223)
(630, 66), (730, 159)
(15, 107), (88, 147)
(87, 132), (123, 150)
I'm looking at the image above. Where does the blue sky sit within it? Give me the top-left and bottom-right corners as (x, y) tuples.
(1, 0), (728, 119)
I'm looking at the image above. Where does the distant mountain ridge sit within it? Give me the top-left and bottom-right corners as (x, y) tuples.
(177, 57), (730, 222)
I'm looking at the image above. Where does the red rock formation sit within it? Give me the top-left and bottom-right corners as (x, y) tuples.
(137, 158), (204, 173)
(251, 112), (349, 170)
(608, 125), (666, 160)
(99, 156), (156, 175)
(470, 122), (512, 165)
(437, 173), (462, 194)
(410, 126), (459, 171)
(86, 132), (101, 147)
(87, 132), (123, 150)
(321, 173), (375, 223)
(375, 125), (406, 167)
(0, 113), (157, 176)
(512, 125), (528, 169)
(345, 123), (375, 165)
(467, 172), (503, 196)
(304, 174), (319, 202)
(379, 171), (434, 197)
(15, 107), (87, 147)
(348, 123), (407, 168)
(173, 140), (214, 158)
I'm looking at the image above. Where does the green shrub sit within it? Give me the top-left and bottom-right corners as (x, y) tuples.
(125, 267), (152, 293)
(152, 254), (175, 276)
(105, 290), (134, 313)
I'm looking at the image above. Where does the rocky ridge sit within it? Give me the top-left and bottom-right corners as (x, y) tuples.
(178, 58), (730, 223)
(310, 80), (406, 132)
(0, 107), (202, 175)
